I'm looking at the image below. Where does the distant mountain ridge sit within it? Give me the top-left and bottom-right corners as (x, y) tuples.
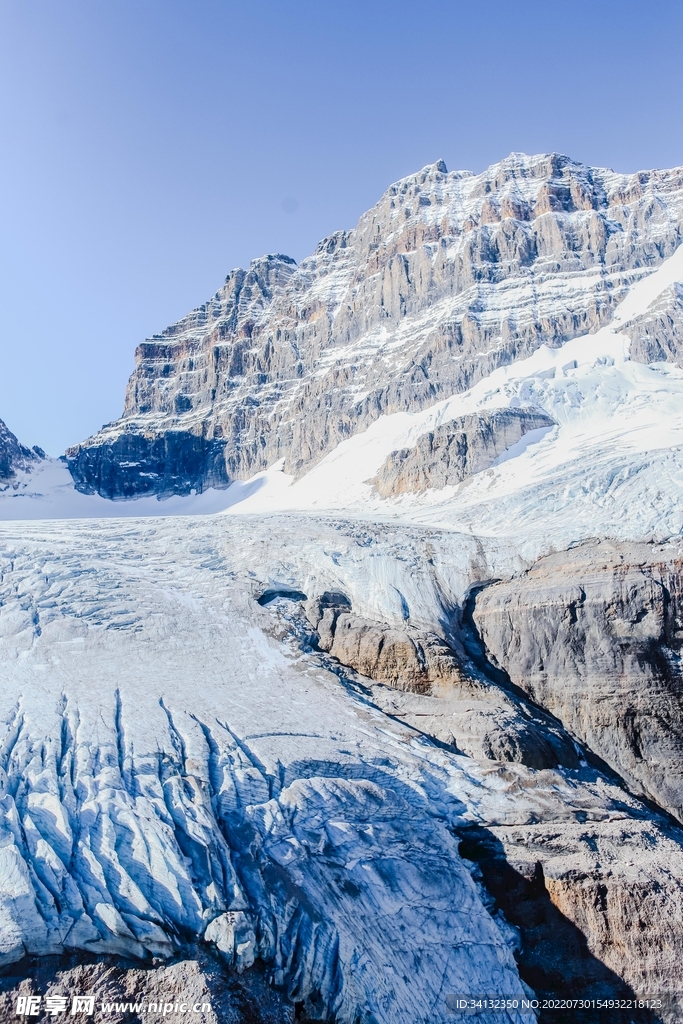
(0, 417), (44, 483)
(65, 152), (683, 498)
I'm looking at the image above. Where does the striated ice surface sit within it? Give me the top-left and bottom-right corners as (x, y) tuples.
(0, 510), (660, 1021)
(0, 514), (547, 1022)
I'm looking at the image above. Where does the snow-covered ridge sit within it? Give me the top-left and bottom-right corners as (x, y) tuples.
(5, 240), (683, 544)
(64, 151), (683, 498)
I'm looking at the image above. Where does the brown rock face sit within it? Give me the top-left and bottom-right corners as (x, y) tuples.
(471, 541), (683, 822)
(65, 153), (683, 497)
(306, 590), (472, 694)
(372, 408), (555, 496)
(304, 591), (578, 770)
(459, 819), (683, 1023)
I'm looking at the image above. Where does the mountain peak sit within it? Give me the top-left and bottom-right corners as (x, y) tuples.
(67, 152), (683, 500)
(0, 417), (42, 482)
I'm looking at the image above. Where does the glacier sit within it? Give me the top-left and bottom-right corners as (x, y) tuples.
(0, 514), (547, 1022)
(1, 157), (683, 1021)
(3, 512), (683, 1022)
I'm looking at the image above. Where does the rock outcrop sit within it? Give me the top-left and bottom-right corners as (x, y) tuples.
(66, 154), (683, 497)
(296, 542), (683, 1016)
(459, 819), (683, 1021)
(0, 950), (292, 1023)
(626, 282), (683, 365)
(66, 430), (229, 500)
(0, 418), (43, 483)
(304, 590), (578, 770)
(373, 408), (554, 496)
(305, 589), (472, 694)
(471, 540), (683, 823)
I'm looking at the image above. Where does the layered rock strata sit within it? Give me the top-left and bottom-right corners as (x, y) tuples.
(372, 408), (554, 496)
(66, 154), (683, 497)
(303, 589), (578, 769)
(626, 282), (683, 365)
(458, 819), (683, 1023)
(472, 540), (683, 823)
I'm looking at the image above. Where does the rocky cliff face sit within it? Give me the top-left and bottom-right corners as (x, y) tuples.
(303, 589), (578, 769)
(0, 418), (43, 483)
(266, 570), (683, 1022)
(459, 818), (683, 1020)
(294, 537), (683, 1015)
(66, 153), (683, 497)
(471, 540), (683, 823)
(373, 408), (554, 496)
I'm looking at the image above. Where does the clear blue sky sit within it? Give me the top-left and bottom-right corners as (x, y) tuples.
(1, 0), (682, 454)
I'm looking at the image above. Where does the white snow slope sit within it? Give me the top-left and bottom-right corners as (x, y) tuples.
(0, 244), (682, 1021)
(4, 242), (683, 565)
(220, 241), (683, 559)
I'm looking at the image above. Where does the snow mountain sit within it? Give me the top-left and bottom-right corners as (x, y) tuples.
(0, 418), (44, 483)
(2, 154), (683, 1021)
(65, 152), (683, 498)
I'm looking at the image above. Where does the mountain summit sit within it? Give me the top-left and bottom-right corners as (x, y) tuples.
(0, 417), (44, 483)
(66, 152), (683, 498)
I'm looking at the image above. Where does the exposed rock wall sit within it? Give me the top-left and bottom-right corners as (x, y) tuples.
(302, 582), (683, 1021)
(0, 418), (42, 482)
(66, 154), (683, 497)
(471, 541), (683, 823)
(459, 820), (683, 1023)
(627, 282), (683, 365)
(305, 589), (472, 694)
(304, 591), (578, 770)
(373, 408), (554, 496)
(67, 430), (229, 499)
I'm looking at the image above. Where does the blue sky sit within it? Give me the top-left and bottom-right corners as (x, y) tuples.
(1, 0), (682, 453)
